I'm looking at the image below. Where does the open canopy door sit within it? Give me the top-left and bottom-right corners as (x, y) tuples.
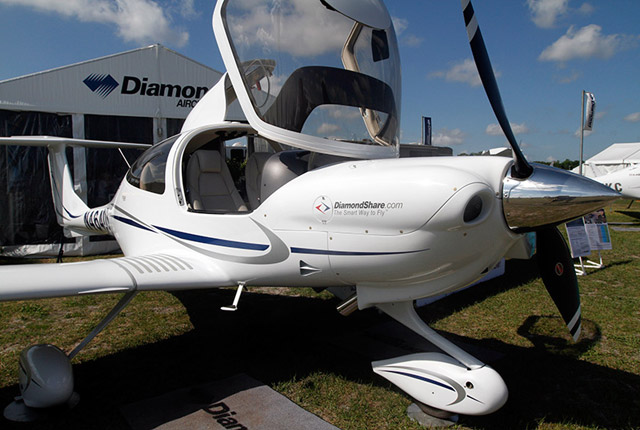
(214, 0), (401, 159)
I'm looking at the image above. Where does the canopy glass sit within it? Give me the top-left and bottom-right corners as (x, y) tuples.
(218, 0), (401, 158)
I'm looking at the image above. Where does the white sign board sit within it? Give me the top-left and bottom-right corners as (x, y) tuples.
(565, 209), (612, 258)
(566, 218), (591, 258)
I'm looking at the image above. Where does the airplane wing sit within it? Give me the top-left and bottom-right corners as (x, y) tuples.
(0, 253), (225, 301)
(0, 135), (150, 150)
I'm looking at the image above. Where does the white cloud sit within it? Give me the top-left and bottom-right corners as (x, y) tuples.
(433, 128), (465, 146)
(391, 16), (424, 48)
(0, 0), (189, 47)
(539, 24), (637, 62)
(485, 124), (503, 136)
(526, 0), (568, 28)
(317, 123), (340, 135)
(486, 122), (530, 136)
(403, 35), (424, 48)
(259, 73), (286, 96)
(323, 106), (362, 120)
(574, 127), (593, 138)
(227, 0), (352, 57)
(429, 58), (498, 87)
(392, 16), (408, 35)
(173, 0), (197, 19)
(555, 70), (582, 83)
(571, 111), (605, 137)
(510, 123), (530, 135)
(624, 112), (640, 123)
(578, 3), (595, 15)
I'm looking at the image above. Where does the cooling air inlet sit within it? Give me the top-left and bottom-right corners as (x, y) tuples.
(463, 195), (483, 223)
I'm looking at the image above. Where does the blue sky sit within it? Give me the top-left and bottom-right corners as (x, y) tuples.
(1, 0), (639, 162)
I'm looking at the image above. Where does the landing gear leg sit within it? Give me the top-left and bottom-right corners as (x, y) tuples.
(69, 291), (138, 359)
(376, 301), (483, 369)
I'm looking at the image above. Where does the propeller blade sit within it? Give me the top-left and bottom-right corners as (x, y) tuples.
(461, 0), (533, 179)
(535, 227), (582, 341)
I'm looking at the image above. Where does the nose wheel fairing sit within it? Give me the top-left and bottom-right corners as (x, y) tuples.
(373, 353), (508, 416)
(373, 301), (508, 416)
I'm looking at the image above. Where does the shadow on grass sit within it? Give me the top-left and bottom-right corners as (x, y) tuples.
(1, 261), (638, 430)
(439, 327), (640, 430)
(419, 258), (541, 324)
(517, 315), (601, 357)
(614, 210), (640, 220)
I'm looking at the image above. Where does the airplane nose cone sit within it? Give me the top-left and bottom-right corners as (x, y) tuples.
(503, 163), (620, 232)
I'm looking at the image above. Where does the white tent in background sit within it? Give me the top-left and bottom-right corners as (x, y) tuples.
(574, 142), (640, 178)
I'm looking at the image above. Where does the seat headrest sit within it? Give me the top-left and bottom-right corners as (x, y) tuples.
(194, 150), (222, 173)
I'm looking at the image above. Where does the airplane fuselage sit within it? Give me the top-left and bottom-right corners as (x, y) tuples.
(103, 126), (524, 308)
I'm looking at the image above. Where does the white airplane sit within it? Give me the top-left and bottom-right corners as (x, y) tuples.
(0, 0), (619, 421)
(591, 164), (640, 200)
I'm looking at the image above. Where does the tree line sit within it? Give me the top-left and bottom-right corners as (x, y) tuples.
(458, 152), (579, 171)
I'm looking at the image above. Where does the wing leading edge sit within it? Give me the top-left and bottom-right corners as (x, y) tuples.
(0, 254), (224, 301)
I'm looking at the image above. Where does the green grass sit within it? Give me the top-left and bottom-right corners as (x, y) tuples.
(1, 200), (639, 429)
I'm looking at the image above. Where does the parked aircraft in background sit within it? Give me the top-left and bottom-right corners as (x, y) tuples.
(0, 0), (619, 421)
(592, 165), (640, 200)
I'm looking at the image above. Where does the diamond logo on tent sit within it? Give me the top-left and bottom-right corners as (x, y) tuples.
(83, 74), (119, 98)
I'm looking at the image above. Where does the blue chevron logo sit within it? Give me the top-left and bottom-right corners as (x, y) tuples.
(83, 74), (119, 98)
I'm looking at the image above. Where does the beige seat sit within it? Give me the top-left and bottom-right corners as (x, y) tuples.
(186, 150), (247, 212)
(245, 152), (271, 210)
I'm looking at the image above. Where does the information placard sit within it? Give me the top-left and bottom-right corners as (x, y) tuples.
(565, 209), (612, 258)
(566, 217), (591, 258)
(583, 209), (612, 250)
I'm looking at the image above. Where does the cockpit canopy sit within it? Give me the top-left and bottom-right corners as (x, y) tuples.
(216, 0), (401, 159)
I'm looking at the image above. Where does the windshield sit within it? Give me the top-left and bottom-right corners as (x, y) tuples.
(218, 0), (401, 157)
(126, 135), (178, 194)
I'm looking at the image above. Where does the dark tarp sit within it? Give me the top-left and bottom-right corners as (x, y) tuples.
(167, 118), (185, 138)
(84, 114), (152, 208)
(0, 111), (153, 250)
(0, 110), (71, 246)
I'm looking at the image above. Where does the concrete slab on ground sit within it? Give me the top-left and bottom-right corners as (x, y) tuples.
(120, 373), (339, 430)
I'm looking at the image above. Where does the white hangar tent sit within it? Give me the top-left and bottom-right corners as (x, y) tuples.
(0, 44), (223, 257)
(575, 143), (640, 178)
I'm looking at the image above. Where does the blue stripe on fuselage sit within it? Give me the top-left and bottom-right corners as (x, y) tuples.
(114, 215), (424, 256)
(155, 226), (269, 251)
(113, 215), (154, 232)
(291, 247), (427, 256)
